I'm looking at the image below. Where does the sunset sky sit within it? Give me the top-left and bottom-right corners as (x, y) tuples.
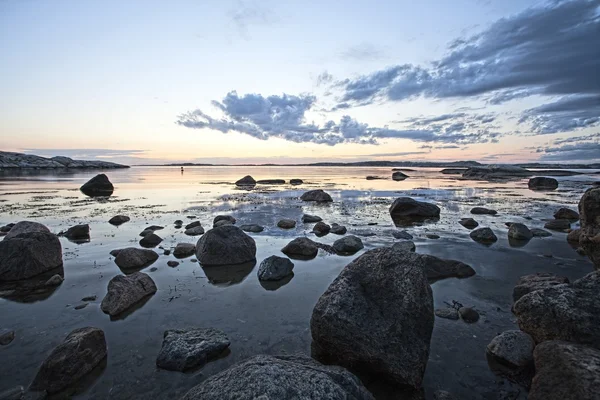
(1, 0), (598, 165)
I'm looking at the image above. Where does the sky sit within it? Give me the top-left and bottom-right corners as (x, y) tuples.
(0, 0), (599, 165)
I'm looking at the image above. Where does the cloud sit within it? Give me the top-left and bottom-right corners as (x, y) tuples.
(358, 150), (428, 157)
(22, 149), (146, 159)
(177, 91), (502, 146)
(340, 43), (386, 61)
(228, 1), (274, 38)
(330, 0), (600, 133)
(553, 132), (600, 145)
(537, 141), (600, 161)
(316, 71), (334, 87)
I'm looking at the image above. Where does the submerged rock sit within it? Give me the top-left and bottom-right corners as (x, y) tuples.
(29, 327), (107, 394)
(156, 328), (230, 372)
(235, 175), (256, 186)
(418, 254), (475, 281)
(300, 189), (333, 202)
(302, 214), (322, 223)
(281, 237), (319, 259)
(108, 215), (130, 225)
(392, 241), (416, 253)
(471, 207), (497, 215)
(195, 225), (256, 266)
(180, 354), (374, 400)
(392, 171), (408, 181)
(80, 174), (114, 196)
(554, 207), (579, 220)
(290, 178), (303, 185)
(528, 177), (558, 190)
(311, 247), (433, 388)
(185, 221), (202, 230)
(240, 224), (264, 233)
(139, 233), (163, 248)
(332, 235), (364, 255)
(459, 307), (479, 323)
(392, 230), (413, 239)
(312, 221), (330, 236)
(486, 330), (534, 370)
(459, 218), (479, 229)
(508, 223), (533, 241)
(469, 227), (497, 243)
(173, 243), (196, 258)
(531, 228), (552, 237)
(0, 330), (15, 345)
(62, 224), (90, 241)
(512, 272), (569, 303)
(435, 308), (459, 320)
(330, 223), (347, 235)
(167, 261), (179, 267)
(111, 247), (159, 272)
(578, 187), (600, 270)
(544, 219), (570, 231)
(45, 274), (63, 286)
(389, 197), (440, 224)
(277, 219), (296, 229)
(101, 272), (157, 316)
(257, 256), (294, 281)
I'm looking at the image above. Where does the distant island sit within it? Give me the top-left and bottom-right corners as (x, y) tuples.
(0, 151), (129, 169)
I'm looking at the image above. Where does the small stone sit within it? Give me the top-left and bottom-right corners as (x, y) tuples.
(173, 243), (196, 258)
(163, 249), (171, 255)
(486, 330), (534, 369)
(167, 261), (179, 267)
(302, 214), (322, 223)
(0, 330), (15, 345)
(185, 221), (202, 230)
(508, 223), (533, 241)
(81, 295), (97, 302)
(312, 221), (330, 236)
(554, 208), (579, 220)
(174, 220), (183, 225)
(45, 274), (63, 286)
(435, 308), (459, 320)
(528, 177), (558, 190)
(100, 272), (157, 316)
(277, 219), (296, 229)
(459, 218), (479, 229)
(281, 237), (319, 259)
(185, 226), (205, 236)
(240, 224), (264, 233)
(156, 328), (231, 371)
(74, 303), (89, 310)
(257, 256), (294, 281)
(300, 189), (333, 202)
(213, 215), (236, 225)
(290, 178), (303, 185)
(139, 233), (163, 248)
(235, 175), (256, 186)
(470, 227), (498, 243)
(150, 267), (158, 272)
(426, 234), (440, 239)
(458, 307), (479, 323)
(330, 223), (347, 235)
(109, 215), (130, 225)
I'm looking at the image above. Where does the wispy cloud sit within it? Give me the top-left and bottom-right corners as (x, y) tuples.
(228, 1), (275, 38)
(536, 131), (600, 162)
(340, 43), (386, 61)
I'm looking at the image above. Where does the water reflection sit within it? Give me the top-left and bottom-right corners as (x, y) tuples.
(201, 261), (256, 286)
(0, 266), (64, 303)
(259, 273), (294, 291)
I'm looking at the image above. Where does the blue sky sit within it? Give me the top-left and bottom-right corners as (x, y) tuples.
(1, 0), (598, 164)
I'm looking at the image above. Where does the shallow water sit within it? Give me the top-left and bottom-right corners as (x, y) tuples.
(0, 166), (597, 399)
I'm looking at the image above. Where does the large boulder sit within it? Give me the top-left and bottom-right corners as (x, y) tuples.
(554, 207), (579, 220)
(578, 187), (600, 269)
(512, 272), (569, 303)
(332, 235), (364, 255)
(235, 175), (255, 186)
(389, 197), (440, 225)
(111, 247), (158, 272)
(195, 225), (256, 266)
(0, 222), (62, 281)
(281, 237), (319, 260)
(100, 272), (157, 316)
(156, 328), (230, 372)
(513, 271), (600, 348)
(80, 174), (114, 196)
(311, 247), (433, 388)
(257, 256), (294, 281)
(29, 327), (107, 394)
(529, 341), (600, 400)
(300, 190), (333, 202)
(528, 177), (558, 191)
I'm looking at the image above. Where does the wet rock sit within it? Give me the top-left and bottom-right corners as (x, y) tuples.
(440, 168), (466, 175)
(576, 247), (587, 255)
(528, 176), (558, 190)
(392, 171), (408, 180)
(435, 308), (459, 320)
(163, 249), (171, 255)
(257, 256), (294, 281)
(100, 272), (157, 316)
(185, 221), (202, 230)
(0, 223), (14, 232)
(240, 224), (264, 233)
(312, 221), (330, 236)
(167, 261), (179, 267)
(60, 224), (90, 241)
(156, 328), (230, 372)
(470, 227), (498, 243)
(180, 354), (374, 400)
(139, 229), (153, 237)
(0, 330), (15, 345)
(578, 187), (600, 269)
(311, 247), (433, 388)
(459, 218), (479, 229)
(256, 179), (285, 184)
(301, 189), (333, 202)
(459, 307), (479, 323)
(463, 165), (532, 180)
(173, 243), (196, 258)
(567, 228), (581, 243)
(508, 223), (533, 241)
(29, 327), (107, 394)
(302, 214), (322, 223)
(45, 274), (63, 286)
(332, 235), (364, 255)
(174, 220), (183, 225)
(277, 219), (296, 229)
(213, 215), (236, 226)
(281, 237), (319, 259)
(235, 175), (256, 186)
(470, 207), (497, 215)
(529, 341), (600, 400)
(512, 272), (569, 303)
(112, 247), (159, 272)
(330, 223), (347, 235)
(433, 390), (459, 400)
(145, 225), (164, 231)
(486, 330), (534, 370)
(531, 228), (552, 237)
(80, 174), (114, 196)
(74, 303), (88, 310)
(0, 222), (62, 281)
(419, 255), (475, 281)
(514, 271), (600, 347)
(108, 215), (130, 225)
(185, 225), (205, 236)
(82, 295), (97, 301)
(554, 207), (579, 220)
(195, 225), (256, 266)
(392, 241), (416, 253)
(389, 197), (440, 224)
(426, 234), (440, 239)
(544, 219), (570, 231)
(392, 230), (413, 239)
(366, 175), (384, 180)
(139, 233), (163, 248)
(290, 178), (303, 185)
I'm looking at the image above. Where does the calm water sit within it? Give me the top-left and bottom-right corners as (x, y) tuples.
(0, 166), (597, 399)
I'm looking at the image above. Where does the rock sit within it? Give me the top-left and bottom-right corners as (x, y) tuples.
(167, 261), (179, 267)
(0, 223), (14, 232)
(173, 243), (196, 258)
(156, 328), (230, 372)
(185, 225), (205, 236)
(185, 221), (202, 230)
(576, 247), (587, 255)
(0, 151), (127, 169)
(311, 247), (433, 388)
(512, 272), (569, 303)
(392, 171), (408, 180)
(145, 225), (164, 231)
(426, 234), (440, 239)
(302, 214), (322, 223)
(433, 390), (459, 400)
(366, 175), (384, 180)
(112, 247), (159, 272)
(544, 219), (571, 231)
(290, 178), (303, 185)
(508, 223), (533, 241)
(163, 249), (171, 255)
(240, 224), (264, 233)
(82, 295), (97, 301)
(487, 330), (534, 371)
(531, 228), (552, 237)
(528, 176), (558, 190)
(0, 330), (15, 345)
(213, 215), (236, 225)
(554, 207), (579, 220)
(139, 233), (163, 248)
(300, 189), (333, 202)
(392, 230), (413, 239)
(440, 168), (467, 175)
(514, 271), (600, 347)
(458, 307), (479, 323)
(277, 219), (296, 229)
(29, 327), (107, 394)
(418, 254), (476, 281)
(100, 272), (157, 316)
(470, 207), (497, 215)
(567, 228), (581, 243)
(108, 215), (130, 225)
(330, 223), (347, 235)
(389, 197), (440, 224)
(213, 221), (231, 229)
(0, 222), (62, 281)
(80, 174), (114, 196)
(463, 165), (532, 180)
(281, 237), (319, 259)
(528, 341), (600, 400)
(312, 221), (330, 236)
(196, 225), (256, 266)
(332, 235), (364, 255)
(435, 308), (459, 320)
(180, 354), (374, 400)
(256, 179), (285, 184)
(139, 229), (153, 237)
(74, 302), (88, 310)
(459, 218), (479, 229)
(392, 241), (416, 253)
(45, 274), (63, 286)
(60, 224), (90, 241)
(469, 227), (498, 243)
(174, 220), (183, 225)
(235, 175), (256, 186)
(578, 187), (600, 269)
(257, 256), (294, 281)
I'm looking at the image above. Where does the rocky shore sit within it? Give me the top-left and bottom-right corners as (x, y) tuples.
(0, 151), (129, 169)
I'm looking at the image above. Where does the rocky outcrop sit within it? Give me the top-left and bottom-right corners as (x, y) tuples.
(332, 235), (364, 255)
(257, 256), (294, 281)
(277, 219), (296, 229)
(470, 207), (497, 215)
(111, 248), (158, 272)
(528, 177), (558, 190)
(512, 272), (569, 303)
(156, 328), (230, 372)
(108, 215), (130, 225)
(311, 247), (433, 388)
(470, 227), (497, 243)
(235, 175), (256, 186)
(554, 207), (579, 220)
(180, 355), (374, 400)
(100, 272), (157, 316)
(195, 225), (256, 266)
(578, 187), (600, 269)
(508, 223), (533, 241)
(29, 327), (107, 394)
(389, 197), (440, 225)
(462, 165), (532, 180)
(281, 237), (319, 260)
(0, 151), (128, 169)
(173, 243), (196, 258)
(80, 174), (114, 196)
(300, 189), (333, 202)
